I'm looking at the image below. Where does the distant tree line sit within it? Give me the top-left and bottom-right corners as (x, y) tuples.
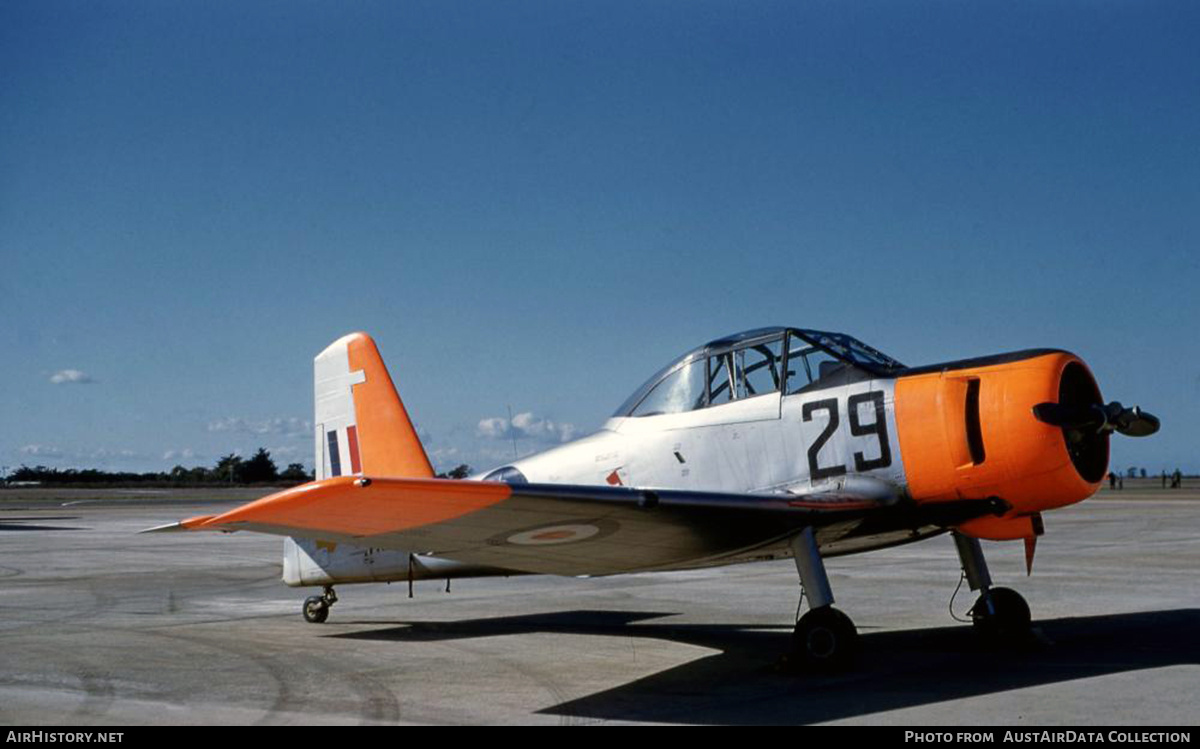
(6, 452), (474, 487)
(437, 464), (472, 479)
(7, 448), (313, 487)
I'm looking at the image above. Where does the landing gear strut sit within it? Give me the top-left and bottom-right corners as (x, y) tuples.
(302, 585), (338, 624)
(788, 527), (858, 670)
(952, 532), (1032, 642)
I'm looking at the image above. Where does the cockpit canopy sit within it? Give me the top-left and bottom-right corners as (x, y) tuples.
(614, 327), (904, 418)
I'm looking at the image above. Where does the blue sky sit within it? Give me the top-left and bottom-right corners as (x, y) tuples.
(2, 1), (1197, 477)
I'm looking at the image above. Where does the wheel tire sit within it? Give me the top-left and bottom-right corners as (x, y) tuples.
(303, 595), (329, 624)
(971, 587), (1031, 642)
(791, 607), (858, 671)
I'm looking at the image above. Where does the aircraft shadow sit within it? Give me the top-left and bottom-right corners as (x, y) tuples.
(332, 608), (1200, 724)
(0, 516), (84, 532)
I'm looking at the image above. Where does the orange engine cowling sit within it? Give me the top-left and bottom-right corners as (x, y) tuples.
(894, 350), (1108, 540)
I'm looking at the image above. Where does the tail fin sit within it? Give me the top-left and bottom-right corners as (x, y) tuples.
(313, 332), (433, 479)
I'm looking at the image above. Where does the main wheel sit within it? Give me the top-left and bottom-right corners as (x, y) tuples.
(791, 606), (858, 670)
(970, 586), (1031, 642)
(303, 595), (329, 624)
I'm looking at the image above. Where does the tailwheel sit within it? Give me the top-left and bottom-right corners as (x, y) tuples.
(303, 596), (328, 623)
(969, 586), (1031, 642)
(302, 585), (337, 624)
(791, 606), (859, 671)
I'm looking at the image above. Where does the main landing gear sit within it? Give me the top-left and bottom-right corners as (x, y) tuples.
(784, 528), (1035, 670)
(953, 532), (1032, 643)
(303, 585), (338, 624)
(788, 527), (858, 670)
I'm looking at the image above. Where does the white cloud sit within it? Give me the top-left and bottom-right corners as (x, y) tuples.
(207, 417), (311, 438)
(476, 411), (577, 444)
(19, 444), (64, 458)
(265, 445), (307, 462)
(89, 448), (138, 460)
(429, 446), (462, 468)
(18, 445), (140, 463)
(49, 369), (95, 385)
(477, 417), (509, 440)
(163, 448), (199, 462)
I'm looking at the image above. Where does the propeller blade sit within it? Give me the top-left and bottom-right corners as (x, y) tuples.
(1033, 401), (1160, 437)
(1113, 406), (1160, 437)
(1032, 402), (1104, 431)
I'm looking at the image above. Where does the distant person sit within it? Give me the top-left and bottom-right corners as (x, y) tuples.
(1172, 469), (1182, 489)
(1109, 471), (1117, 490)
(1162, 470), (1168, 489)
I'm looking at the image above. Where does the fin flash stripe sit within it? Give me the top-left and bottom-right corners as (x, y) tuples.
(347, 425), (362, 475)
(327, 430), (342, 477)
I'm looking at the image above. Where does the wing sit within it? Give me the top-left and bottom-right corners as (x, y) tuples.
(148, 476), (1001, 576)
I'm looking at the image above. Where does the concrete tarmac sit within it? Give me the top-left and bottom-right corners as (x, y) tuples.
(1, 481), (1197, 725)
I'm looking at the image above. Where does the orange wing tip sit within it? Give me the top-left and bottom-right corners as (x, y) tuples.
(138, 515), (217, 534)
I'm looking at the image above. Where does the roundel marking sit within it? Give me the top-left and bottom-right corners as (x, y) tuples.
(506, 524), (601, 546)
